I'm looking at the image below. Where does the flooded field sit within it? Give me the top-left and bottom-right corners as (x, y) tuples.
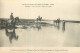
(0, 22), (80, 47)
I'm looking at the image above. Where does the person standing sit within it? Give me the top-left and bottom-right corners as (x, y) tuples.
(10, 13), (14, 20)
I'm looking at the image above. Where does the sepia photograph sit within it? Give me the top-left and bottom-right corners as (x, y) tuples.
(0, 0), (80, 53)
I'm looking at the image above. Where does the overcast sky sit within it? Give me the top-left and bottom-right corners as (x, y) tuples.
(0, 0), (80, 20)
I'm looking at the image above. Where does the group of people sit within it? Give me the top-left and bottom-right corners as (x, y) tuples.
(37, 16), (42, 21)
(54, 18), (65, 32)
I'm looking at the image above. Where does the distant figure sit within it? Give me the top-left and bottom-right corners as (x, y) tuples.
(10, 13), (14, 20)
(36, 16), (42, 21)
(37, 18), (38, 21)
(40, 17), (42, 21)
(57, 18), (60, 29)
(57, 18), (60, 23)
(62, 20), (65, 32)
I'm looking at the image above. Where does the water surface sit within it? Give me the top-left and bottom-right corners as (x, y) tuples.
(0, 22), (80, 47)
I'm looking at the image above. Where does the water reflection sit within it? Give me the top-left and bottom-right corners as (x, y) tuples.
(3, 19), (68, 46)
(5, 28), (18, 43)
(54, 20), (65, 32)
(36, 23), (41, 31)
(4, 20), (66, 44)
(54, 22), (59, 29)
(1, 21), (80, 47)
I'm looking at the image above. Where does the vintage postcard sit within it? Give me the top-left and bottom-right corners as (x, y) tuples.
(0, 0), (80, 53)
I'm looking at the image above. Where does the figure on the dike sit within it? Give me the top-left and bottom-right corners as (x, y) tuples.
(62, 20), (65, 32)
(6, 13), (16, 29)
(10, 13), (14, 20)
(57, 18), (60, 29)
(37, 16), (42, 21)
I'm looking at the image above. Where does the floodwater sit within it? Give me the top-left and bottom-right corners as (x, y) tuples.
(0, 22), (80, 47)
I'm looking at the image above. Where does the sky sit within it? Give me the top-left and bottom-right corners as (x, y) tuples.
(0, 0), (80, 20)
